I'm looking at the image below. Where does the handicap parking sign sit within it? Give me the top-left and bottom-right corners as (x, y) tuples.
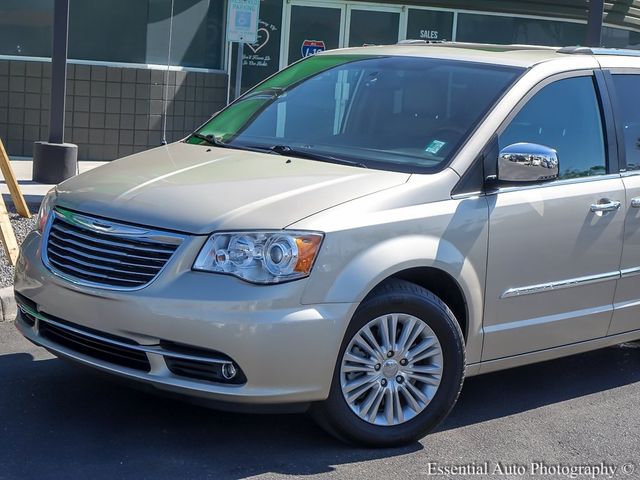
(227, 0), (260, 43)
(235, 10), (251, 28)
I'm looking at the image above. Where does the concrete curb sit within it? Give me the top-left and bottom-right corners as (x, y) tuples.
(0, 286), (16, 322)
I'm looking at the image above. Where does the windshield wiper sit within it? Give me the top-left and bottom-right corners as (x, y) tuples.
(190, 134), (267, 155)
(190, 136), (367, 168)
(242, 86), (287, 100)
(267, 145), (368, 169)
(190, 133), (230, 148)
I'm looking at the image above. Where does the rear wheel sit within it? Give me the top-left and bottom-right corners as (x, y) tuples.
(313, 279), (465, 447)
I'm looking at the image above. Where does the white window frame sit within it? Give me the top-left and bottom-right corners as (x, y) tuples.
(280, 0), (347, 68)
(343, 3), (406, 47)
(0, 55), (227, 74)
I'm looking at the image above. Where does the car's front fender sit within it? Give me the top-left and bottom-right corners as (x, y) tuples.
(296, 196), (489, 365)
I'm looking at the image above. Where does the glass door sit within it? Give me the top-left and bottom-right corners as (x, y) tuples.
(284, 2), (346, 65)
(346, 5), (403, 47)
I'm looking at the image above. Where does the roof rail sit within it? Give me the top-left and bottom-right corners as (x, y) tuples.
(397, 39), (450, 45)
(558, 46), (640, 57)
(396, 40), (559, 51)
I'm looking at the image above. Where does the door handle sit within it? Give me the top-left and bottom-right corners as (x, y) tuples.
(590, 200), (621, 214)
(631, 197), (640, 208)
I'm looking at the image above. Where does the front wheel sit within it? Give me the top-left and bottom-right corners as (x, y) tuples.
(313, 279), (466, 447)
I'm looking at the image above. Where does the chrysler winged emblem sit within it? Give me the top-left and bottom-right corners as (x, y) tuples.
(61, 210), (151, 237)
(90, 221), (115, 232)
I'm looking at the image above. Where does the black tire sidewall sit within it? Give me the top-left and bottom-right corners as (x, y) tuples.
(317, 283), (466, 447)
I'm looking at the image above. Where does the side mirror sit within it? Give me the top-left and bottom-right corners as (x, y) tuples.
(498, 143), (559, 183)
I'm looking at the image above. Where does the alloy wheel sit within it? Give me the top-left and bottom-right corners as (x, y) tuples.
(340, 313), (444, 426)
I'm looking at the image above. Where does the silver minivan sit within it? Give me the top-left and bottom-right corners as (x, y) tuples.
(15, 43), (640, 447)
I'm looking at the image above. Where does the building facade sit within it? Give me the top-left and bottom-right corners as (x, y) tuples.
(1, 0), (639, 161)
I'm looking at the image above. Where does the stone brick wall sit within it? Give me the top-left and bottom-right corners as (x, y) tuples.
(0, 59), (228, 161)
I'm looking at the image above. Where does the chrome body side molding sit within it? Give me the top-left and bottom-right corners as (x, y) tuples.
(501, 271), (621, 299)
(621, 266), (640, 278)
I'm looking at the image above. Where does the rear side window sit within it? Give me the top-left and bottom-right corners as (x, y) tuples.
(611, 75), (640, 171)
(499, 76), (607, 180)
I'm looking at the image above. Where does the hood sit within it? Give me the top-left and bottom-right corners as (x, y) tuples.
(56, 142), (409, 234)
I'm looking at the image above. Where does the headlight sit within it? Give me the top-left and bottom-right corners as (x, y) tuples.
(193, 231), (323, 284)
(37, 188), (57, 233)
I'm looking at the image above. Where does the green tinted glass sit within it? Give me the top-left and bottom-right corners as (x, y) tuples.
(189, 55), (370, 144)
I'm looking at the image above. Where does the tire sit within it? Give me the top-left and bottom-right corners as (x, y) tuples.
(312, 278), (466, 447)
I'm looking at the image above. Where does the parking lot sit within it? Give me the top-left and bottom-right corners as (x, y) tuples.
(1, 320), (639, 480)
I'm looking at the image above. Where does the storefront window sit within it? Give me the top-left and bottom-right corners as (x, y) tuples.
(406, 9), (454, 42)
(348, 10), (400, 47)
(457, 13), (585, 47)
(142, 0), (225, 69)
(0, 0), (52, 57)
(0, 0), (225, 69)
(70, 0), (225, 69)
(288, 5), (342, 64)
(69, 0), (150, 65)
(602, 26), (640, 49)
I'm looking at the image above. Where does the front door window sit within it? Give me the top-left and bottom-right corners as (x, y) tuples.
(499, 76), (607, 179)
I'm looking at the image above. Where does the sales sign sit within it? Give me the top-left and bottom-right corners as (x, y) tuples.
(227, 0), (261, 43)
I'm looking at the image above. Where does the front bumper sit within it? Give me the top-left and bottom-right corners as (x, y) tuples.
(15, 231), (356, 405)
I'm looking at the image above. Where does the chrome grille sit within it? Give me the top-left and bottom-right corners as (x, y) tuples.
(43, 208), (184, 290)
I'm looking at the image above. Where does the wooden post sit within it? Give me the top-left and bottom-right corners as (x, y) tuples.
(0, 138), (31, 218)
(0, 189), (19, 266)
(0, 137), (28, 266)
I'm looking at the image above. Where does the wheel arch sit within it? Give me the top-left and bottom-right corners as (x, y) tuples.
(381, 267), (469, 341)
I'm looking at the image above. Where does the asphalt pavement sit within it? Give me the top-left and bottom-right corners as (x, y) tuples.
(1, 321), (639, 480)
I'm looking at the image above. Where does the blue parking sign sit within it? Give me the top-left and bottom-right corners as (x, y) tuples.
(227, 0), (260, 43)
(235, 10), (251, 28)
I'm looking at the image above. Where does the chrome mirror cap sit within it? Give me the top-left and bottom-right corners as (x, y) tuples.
(498, 142), (559, 183)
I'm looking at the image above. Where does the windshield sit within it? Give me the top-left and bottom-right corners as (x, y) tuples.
(188, 54), (524, 172)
